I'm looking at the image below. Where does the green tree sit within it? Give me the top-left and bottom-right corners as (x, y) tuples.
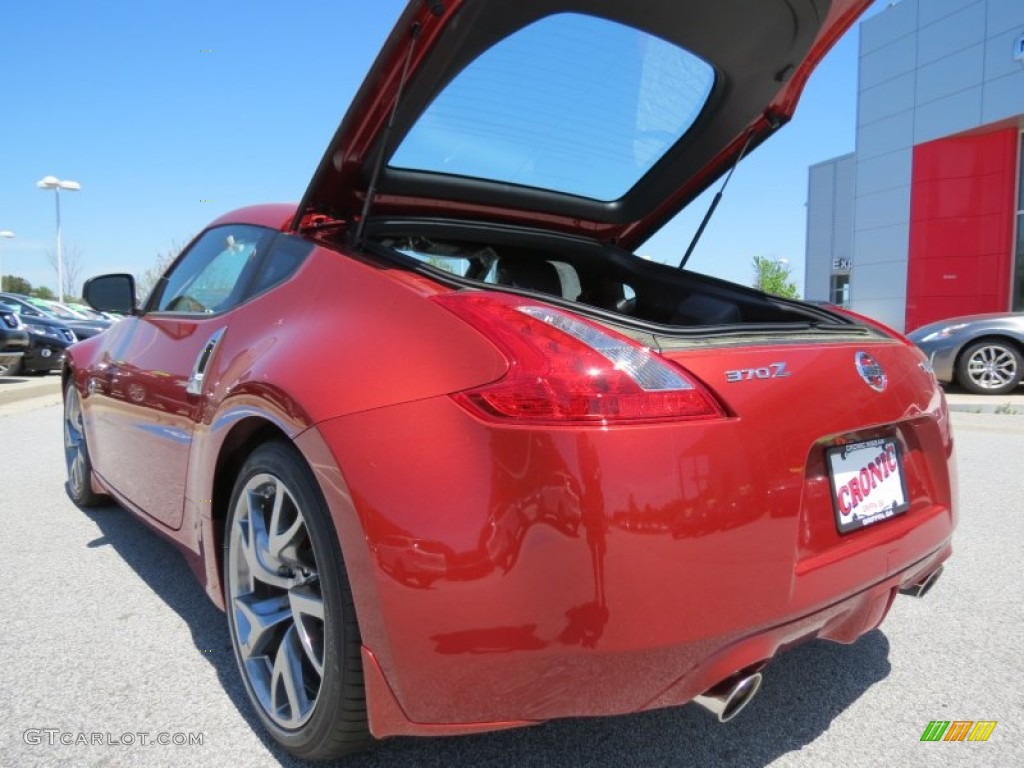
(137, 239), (189, 300)
(1, 275), (32, 294)
(45, 243), (85, 300)
(752, 256), (799, 299)
(30, 285), (56, 300)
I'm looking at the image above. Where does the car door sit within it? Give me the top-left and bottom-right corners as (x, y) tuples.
(87, 224), (276, 529)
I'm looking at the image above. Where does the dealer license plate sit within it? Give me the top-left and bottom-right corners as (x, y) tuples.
(827, 437), (909, 534)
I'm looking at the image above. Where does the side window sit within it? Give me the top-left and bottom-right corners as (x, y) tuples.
(151, 225), (272, 314)
(248, 235), (313, 297)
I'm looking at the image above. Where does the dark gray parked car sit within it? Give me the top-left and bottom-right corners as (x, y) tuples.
(0, 302), (29, 373)
(0, 300), (76, 376)
(908, 313), (1024, 395)
(0, 292), (110, 340)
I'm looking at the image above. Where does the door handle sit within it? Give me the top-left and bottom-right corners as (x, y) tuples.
(186, 327), (227, 396)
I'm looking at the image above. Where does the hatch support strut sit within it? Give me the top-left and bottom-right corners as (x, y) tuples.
(354, 16), (428, 246)
(678, 129), (759, 269)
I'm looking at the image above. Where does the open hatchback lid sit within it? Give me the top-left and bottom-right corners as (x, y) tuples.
(294, 0), (871, 250)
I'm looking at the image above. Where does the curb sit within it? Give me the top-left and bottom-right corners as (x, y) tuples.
(944, 387), (1024, 416)
(0, 377), (63, 413)
(947, 402), (1024, 416)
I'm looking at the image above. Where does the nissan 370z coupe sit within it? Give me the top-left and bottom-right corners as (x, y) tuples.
(65, 0), (956, 759)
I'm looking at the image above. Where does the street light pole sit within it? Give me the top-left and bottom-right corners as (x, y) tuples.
(36, 176), (81, 302)
(0, 231), (14, 292)
(55, 189), (63, 301)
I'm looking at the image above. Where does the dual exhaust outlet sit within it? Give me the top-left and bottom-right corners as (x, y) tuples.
(899, 565), (944, 598)
(694, 564), (944, 723)
(692, 670), (764, 723)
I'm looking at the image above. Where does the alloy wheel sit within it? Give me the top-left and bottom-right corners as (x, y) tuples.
(227, 472), (325, 729)
(64, 386), (88, 499)
(965, 344), (1019, 391)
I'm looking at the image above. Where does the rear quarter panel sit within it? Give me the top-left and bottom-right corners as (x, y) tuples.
(180, 243), (508, 598)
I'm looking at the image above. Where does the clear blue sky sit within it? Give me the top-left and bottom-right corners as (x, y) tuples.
(0, 0), (885, 296)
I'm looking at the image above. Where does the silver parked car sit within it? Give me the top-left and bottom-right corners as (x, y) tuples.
(908, 313), (1024, 395)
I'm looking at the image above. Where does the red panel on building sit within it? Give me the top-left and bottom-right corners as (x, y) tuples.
(905, 128), (1018, 332)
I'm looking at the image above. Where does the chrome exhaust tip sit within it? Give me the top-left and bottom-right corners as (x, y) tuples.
(692, 671), (763, 723)
(900, 565), (944, 598)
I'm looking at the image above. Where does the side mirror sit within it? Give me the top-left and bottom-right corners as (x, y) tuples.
(84, 274), (137, 314)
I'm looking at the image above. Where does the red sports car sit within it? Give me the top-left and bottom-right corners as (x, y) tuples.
(66, 0), (955, 759)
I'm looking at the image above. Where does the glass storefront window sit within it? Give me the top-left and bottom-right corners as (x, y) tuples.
(830, 273), (850, 307)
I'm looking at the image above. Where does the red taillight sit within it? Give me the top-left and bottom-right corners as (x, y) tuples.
(432, 291), (724, 425)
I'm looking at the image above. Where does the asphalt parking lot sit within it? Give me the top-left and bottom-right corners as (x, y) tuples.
(1, 382), (1022, 767)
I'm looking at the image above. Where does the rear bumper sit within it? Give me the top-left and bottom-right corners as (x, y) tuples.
(297, 384), (957, 735)
(359, 542), (950, 738)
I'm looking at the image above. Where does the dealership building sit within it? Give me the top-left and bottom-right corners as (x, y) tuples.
(804, 0), (1024, 332)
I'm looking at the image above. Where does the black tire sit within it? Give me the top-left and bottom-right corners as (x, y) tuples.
(955, 340), (1023, 395)
(223, 441), (372, 760)
(63, 380), (107, 507)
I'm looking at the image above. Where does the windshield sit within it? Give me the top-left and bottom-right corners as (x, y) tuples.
(29, 300), (82, 319)
(390, 12), (715, 201)
(73, 306), (107, 320)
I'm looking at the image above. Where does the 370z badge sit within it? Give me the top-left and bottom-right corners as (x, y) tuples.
(725, 362), (792, 382)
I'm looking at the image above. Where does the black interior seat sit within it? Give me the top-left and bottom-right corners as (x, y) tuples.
(670, 294), (742, 325)
(495, 257), (563, 296)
